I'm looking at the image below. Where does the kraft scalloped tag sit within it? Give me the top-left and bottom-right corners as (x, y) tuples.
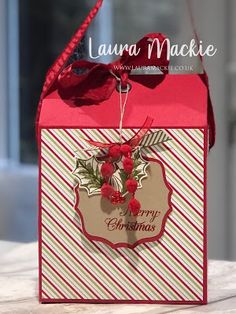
(74, 159), (172, 248)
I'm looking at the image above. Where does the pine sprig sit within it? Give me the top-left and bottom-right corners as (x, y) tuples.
(73, 157), (104, 194)
(77, 159), (103, 186)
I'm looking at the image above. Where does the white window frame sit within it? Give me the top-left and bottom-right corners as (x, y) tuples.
(0, 0), (20, 166)
(0, 0), (38, 242)
(0, 0), (9, 165)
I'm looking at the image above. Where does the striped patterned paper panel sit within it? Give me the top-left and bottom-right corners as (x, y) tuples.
(39, 128), (206, 303)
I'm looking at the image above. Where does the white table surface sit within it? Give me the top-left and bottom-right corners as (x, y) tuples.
(0, 241), (236, 314)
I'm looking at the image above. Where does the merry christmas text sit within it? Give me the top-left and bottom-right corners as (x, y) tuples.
(104, 209), (161, 232)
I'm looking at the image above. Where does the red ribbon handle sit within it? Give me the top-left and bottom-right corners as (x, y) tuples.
(187, 0), (215, 149)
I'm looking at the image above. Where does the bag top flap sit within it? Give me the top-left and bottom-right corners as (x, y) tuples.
(39, 73), (208, 129)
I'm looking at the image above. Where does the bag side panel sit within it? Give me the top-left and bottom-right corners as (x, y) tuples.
(39, 127), (207, 304)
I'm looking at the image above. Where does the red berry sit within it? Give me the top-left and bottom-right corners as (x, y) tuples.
(109, 145), (121, 159)
(120, 144), (132, 157)
(101, 183), (115, 198)
(101, 162), (114, 178)
(128, 198), (141, 215)
(126, 178), (138, 193)
(123, 157), (134, 174)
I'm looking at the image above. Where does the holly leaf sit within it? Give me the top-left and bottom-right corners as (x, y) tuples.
(140, 130), (171, 147)
(110, 172), (123, 192)
(132, 149), (149, 189)
(73, 156), (104, 196)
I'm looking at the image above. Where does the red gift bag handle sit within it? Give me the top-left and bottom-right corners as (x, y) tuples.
(36, 0), (215, 149)
(186, 0), (215, 149)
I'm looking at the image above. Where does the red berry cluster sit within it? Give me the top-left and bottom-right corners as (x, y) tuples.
(100, 144), (141, 215)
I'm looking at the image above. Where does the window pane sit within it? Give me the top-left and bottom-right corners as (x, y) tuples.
(19, 0), (88, 163)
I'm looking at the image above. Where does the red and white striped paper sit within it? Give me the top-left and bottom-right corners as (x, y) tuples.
(39, 128), (207, 304)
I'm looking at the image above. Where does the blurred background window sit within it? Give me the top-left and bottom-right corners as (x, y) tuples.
(19, 0), (89, 163)
(0, 0), (235, 261)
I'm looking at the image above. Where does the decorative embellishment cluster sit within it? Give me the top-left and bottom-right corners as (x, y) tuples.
(100, 144), (145, 215)
(73, 130), (171, 215)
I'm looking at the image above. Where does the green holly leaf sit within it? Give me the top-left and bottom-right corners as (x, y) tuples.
(115, 169), (129, 194)
(131, 149), (149, 189)
(140, 130), (171, 147)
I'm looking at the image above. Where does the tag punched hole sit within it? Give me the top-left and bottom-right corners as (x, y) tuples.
(116, 82), (132, 93)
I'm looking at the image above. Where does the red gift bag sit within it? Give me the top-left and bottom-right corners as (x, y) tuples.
(37, 0), (215, 304)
